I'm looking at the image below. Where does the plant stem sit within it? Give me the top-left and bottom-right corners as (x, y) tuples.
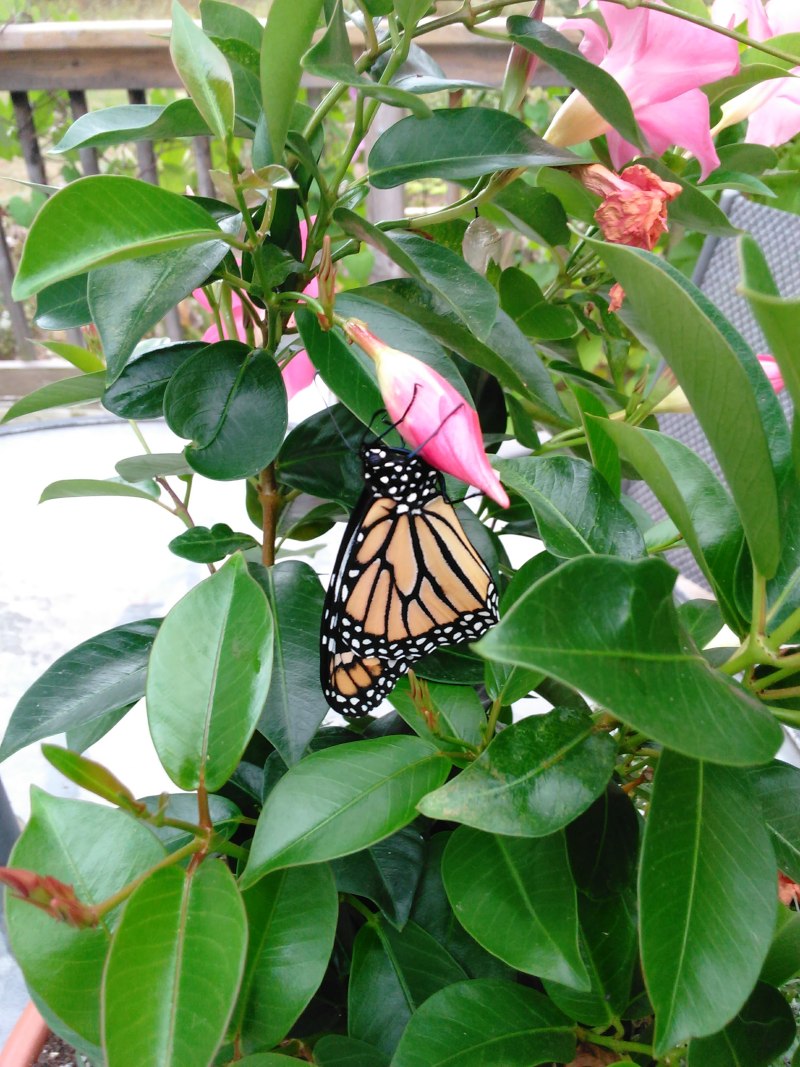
(128, 420), (152, 454)
(259, 463), (279, 567)
(576, 1028), (654, 1057)
(93, 837), (203, 921)
(482, 697), (503, 748)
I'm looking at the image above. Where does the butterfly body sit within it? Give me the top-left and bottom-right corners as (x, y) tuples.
(321, 443), (498, 715)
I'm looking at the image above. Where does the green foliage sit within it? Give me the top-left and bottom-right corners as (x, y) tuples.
(4, 4), (800, 1066)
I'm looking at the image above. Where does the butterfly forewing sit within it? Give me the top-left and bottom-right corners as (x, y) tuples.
(320, 444), (499, 715)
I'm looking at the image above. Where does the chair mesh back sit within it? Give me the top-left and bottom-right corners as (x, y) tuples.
(623, 193), (799, 590)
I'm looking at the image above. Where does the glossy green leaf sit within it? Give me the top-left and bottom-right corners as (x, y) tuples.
(489, 180), (570, 247)
(168, 523), (258, 563)
(170, 0), (235, 144)
(146, 554), (274, 791)
(419, 708), (615, 835)
(89, 236), (232, 381)
(641, 751), (777, 1054)
(335, 210), (498, 341)
(115, 453), (193, 481)
(507, 16), (643, 148)
(314, 1035), (389, 1066)
(296, 309), (382, 424)
(543, 886), (637, 1027)
(1, 372), (105, 424)
(102, 340), (205, 420)
(443, 825), (587, 987)
(52, 100), (213, 153)
(748, 760), (800, 881)
(13, 176), (225, 301)
(41, 744), (143, 813)
(687, 982), (795, 1067)
(391, 979), (576, 1067)
(495, 456), (645, 559)
(201, 0), (264, 125)
(39, 478), (159, 503)
(602, 421), (744, 627)
(499, 267), (578, 341)
(410, 832), (513, 980)
(242, 736), (448, 883)
(351, 280), (568, 424)
(235, 1057), (301, 1066)
(251, 560), (330, 766)
(303, 0), (431, 116)
(367, 108), (579, 188)
(332, 826), (424, 928)
(644, 158), (738, 237)
(34, 274), (91, 329)
(390, 676), (485, 749)
(140, 792), (241, 852)
(66, 705), (134, 754)
(6, 791), (165, 1044)
(761, 904), (800, 986)
(235, 864), (337, 1052)
(348, 918), (467, 1058)
(164, 342), (288, 480)
(277, 403), (365, 508)
(0, 618), (158, 761)
(261, 0), (324, 159)
(570, 383), (621, 497)
(477, 556), (782, 765)
(103, 860), (247, 1067)
(567, 784), (640, 901)
(589, 239), (785, 578)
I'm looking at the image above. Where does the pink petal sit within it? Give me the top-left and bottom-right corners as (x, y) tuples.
(282, 351), (316, 399)
(566, 15), (613, 66)
(201, 304), (247, 344)
(745, 76), (800, 145)
(608, 90), (721, 179)
(765, 0), (800, 36)
(712, 0), (772, 39)
(757, 352), (785, 392)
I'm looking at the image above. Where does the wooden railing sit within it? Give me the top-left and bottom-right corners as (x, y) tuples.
(0, 18), (561, 376)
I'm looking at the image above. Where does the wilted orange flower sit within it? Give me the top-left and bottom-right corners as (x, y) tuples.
(577, 163), (682, 251)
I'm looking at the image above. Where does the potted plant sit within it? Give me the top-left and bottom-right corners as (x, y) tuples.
(2, 0), (800, 1064)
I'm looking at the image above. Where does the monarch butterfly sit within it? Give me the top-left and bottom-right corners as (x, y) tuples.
(320, 441), (499, 715)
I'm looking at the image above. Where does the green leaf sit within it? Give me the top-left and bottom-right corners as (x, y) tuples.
(6, 791), (165, 1044)
(242, 736), (448, 883)
(588, 239), (785, 578)
(115, 453), (193, 481)
(170, 0), (235, 144)
(168, 523), (258, 563)
(644, 158), (739, 237)
(419, 708), (615, 835)
(391, 979), (576, 1067)
(489, 180), (570, 247)
(89, 236), (233, 381)
(250, 561), (330, 765)
(103, 860), (247, 1067)
(235, 864), (337, 1053)
(102, 340), (205, 420)
(390, 677), (485, 749)
(443, 826), (587, 987)
(477, 556), (782, 765)
(748, 760), (800, 881)
(499, 266), (578, 341)
(641, 751), (777, 1054)
(164, 342), (288, 480)
(332, 826), (424, 928)
(335, 211), (498, 341)
(687, 982), (795, 1067)
(146, 554), (274, 791)
(495, 456), (645, 559)
(507, 16), (644, 149)
(202, 0), (264, 126)
(52, 99), (213, 153)
(761, 904), (800, 987)
(36, 338), (105, 373)
(41, 744), (143, 814)
(348, 918), (467, 1058)
(314, 1036), (389, 1066)
(34, 274), (91, 329)
(543, 887), (637, 1027)
(570, 383), (620, 496)
(0, 619), (158, 761)
(261, 0), (324, 159)
(12, 176), (225, 301)
(348, 280), (568, 424)
(277, 403), (365, 507)
(1, 372), (105, 424)
(296, 309), (382, 425)
(367, 108), (579, 188)
(303, 0), (431, 117)
(39, 478), (160, 503)
(140, 792), (241, 852)
(601, 421), (745, 627)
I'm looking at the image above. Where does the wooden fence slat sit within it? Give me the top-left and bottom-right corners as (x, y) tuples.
(0, 221), (35, 360)
(68, 90), (101, 176)
(10, 91), (47, 186)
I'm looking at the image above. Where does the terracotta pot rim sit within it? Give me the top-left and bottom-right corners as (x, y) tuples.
(0, 1001), (50, 1067)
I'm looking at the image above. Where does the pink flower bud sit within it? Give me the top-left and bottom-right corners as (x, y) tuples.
(500, 0), (545, 113)
(575, 163), (682, 251)
(757, 353), (784, 393)
(344, 319), (510, 508)
(0, 867), (98, 927)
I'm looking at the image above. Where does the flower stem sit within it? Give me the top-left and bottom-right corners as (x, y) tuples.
(576, 1028), (654, 1057)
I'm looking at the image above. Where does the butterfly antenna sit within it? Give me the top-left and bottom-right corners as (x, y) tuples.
(370, 384), (422, 445)
(314, 377), (352, 451)
(408, 402), (465, 458)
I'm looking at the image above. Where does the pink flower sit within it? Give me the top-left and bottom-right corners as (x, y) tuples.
(576, 163), (682, 250)
(757, 353), (785, 392)
(192, 218), (318, 400)
(548, 2), (740, 178)
(711, 0), (800, 147)
(344, 319), (510, 508)
(501, 0), (545, 112)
